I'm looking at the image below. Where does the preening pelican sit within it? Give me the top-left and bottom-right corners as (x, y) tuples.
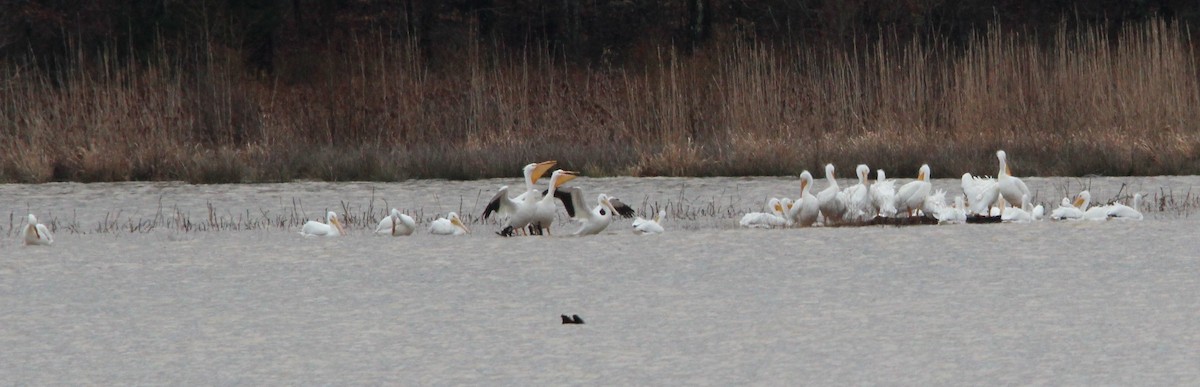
(301, 211), (345, 237)
(633, 210), (666, 235)
(1107, 193), (1144, 220)
(375, 208), (416, 236)
(530, 169), (579, 235)
(1000, 194), (1034, 223)
(482, 160), (557, 235)
(22, 214), (53, 246)
(871, 169), (898, 217)
(996, 150), (1032, 216)
(895, 164), (932, 216)
(962, 173), (1000, 216)
(789, 170), (821, 227)
(430, 212), (470, 235)
(564, 190), (635, 236)
(936, 196), (968, 224)
(1050, 191), (1089, 220)
(842, 164), (875, 222)
(923, 189), (948, 217)
(740, 198), (790, 228)
(817, 164), (847, 224)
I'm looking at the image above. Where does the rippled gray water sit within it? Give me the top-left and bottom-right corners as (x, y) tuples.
(2, 176), (1199, 384)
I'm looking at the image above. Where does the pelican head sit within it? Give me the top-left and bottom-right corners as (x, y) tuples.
(27, 214), (40, 238)
(799, 170), (813, 194)
(918, 164), (931, 181)
(551, 170), (579, 188)
(856, 164), (870, 183)
(997, 150), (1012, 176)
(824, 164), (836, 181)
(326, 211), (345, 235)
(527, 160), (558, 184)
(876, 169), (887, 181)
(1073, 190), (1091, 209)
(449, 212), (470, 234)
(768, 197), (784, 215)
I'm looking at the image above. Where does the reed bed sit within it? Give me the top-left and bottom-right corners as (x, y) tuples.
(2, 20), (1198, 183)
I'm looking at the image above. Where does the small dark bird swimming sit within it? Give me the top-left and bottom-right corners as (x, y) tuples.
(562, 314), (585, 324)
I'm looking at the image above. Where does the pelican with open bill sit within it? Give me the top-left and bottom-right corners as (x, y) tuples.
(484, 160), (558, 236)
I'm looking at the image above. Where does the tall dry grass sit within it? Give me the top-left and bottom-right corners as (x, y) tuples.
(2, 20), (1198, 183)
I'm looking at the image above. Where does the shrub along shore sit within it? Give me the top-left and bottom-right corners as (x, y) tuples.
(2, 20), (1198, 183)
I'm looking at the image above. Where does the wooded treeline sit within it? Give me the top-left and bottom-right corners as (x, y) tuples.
(3, 0), (1192, 73)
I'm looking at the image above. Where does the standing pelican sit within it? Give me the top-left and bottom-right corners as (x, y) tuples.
(483, 161), (557, 235)
(962, 172), (1000, 216)
(871, 169), (898, 217)
(789, 170), (821, 227)
(996, 150), (1031, 215)
(842, 164), (875, 222)
(895, 164), (932, 217)
(1107, 193), (1144, 220)
(22, 214), (53, 246)
(817, 164), (847, 224)
(633, 210), (666, 235)
(429, 212), (470, 235)
(301, 211), (345, 237)
(375, 208), (416, 236)
(530, 169), (579, 235)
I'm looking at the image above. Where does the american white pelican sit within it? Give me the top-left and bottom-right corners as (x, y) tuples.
(1050, 191), (1089, 220)
(530, 169), (579, 235)
(789, 170), (821, 227)
(780, 197), (795, 216)
(633, 210), (666, 235)
(483, 161), (557, 235)
(740, 198), (790, 228)
(301, 211), (345, 237)
(841, 164), (875, 222)
(817, 164), (847, 224)
(1107, 193), (1144, 220)
(22, 214), (53, 246)
(996, 150), (1032, 216)
(923, 189), (948, 217)
(1001, 194), (1034, 223)
(962, 173), (1000, 216)
(561, 189), (635, 236)
(895, 164), (932, 216)
(375, 208), (416, 236)
(871, 169), (898, 217)
(936, 196), (968, 224)
(429, 212), (470, 235)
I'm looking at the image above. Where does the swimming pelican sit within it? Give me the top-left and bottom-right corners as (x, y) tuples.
(871, 169), (898, 217)
(817, 164), (847, 224)
(22, 214), (53, 246)
(300, 211), (345, 237)
(562, 190), (635, 236)
(530, 169), (579, 235)
(936, 196), (968, 224)
(375, 208), (416, 236)
(1001, 194), (1034, 223)
(429, 212), (470, 235)
(789, 170), (821, 227)
(1050, 191), (1089, 220)
(895, 164), (932, 216)
(1107, 193), (1144, 220)
(1032, 203), (1045, 220)
(633, 210), (666, 235)
(962, 173), (1000, 216)
(996, 150), (1032, 215)
(842, 164), (875, 222)
(483, 161), (557, 235)
(740, 198), (790, 228)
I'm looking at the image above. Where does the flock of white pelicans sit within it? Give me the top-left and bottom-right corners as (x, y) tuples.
(16, 150), (1144, 246)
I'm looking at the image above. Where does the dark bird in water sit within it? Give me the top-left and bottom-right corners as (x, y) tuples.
(572, 314), (585, 324)
(562, 314), (585, 324)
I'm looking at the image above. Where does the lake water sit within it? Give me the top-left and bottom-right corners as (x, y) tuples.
(2, 175), (1199, 384)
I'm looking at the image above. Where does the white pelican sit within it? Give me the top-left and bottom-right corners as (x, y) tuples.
(530, 169), (579, 235)
(817, 164), (847, 224)
(936, 196), (968, 224)
(841, 164), (875, 222)
(740, 198), (790, 228)
(560, 189), (635, 236)
(789, 170), (821, 227)
(375, 208), (416, 236)
(895, 164), (932, 216)
(1050, 191), (1088, 220)
(22, 214), (53, 246)
(429, 212), (470, 235)
(923, 189), (948, 217)
(1000, 194), (1034, 223)
(780, 197), (795, 216)
(1107, 193), (1144, 220)
(300, 211), (345, 237)
(483, 161), (557, 235)
(996, 150), (1032, 215)
(633, 210), (666, 235)
(962, 172), (1000, 216)
(871, 169), (898, 217)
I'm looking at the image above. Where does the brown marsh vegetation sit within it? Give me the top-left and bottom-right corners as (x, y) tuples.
(2, 20), (1199, 183)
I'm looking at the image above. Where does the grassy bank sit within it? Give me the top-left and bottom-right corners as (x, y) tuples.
(2, 20), (1198, 183)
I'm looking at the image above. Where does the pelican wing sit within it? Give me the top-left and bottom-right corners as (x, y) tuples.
(608, 197), (637, 218)
(483, 185), (513, 219)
